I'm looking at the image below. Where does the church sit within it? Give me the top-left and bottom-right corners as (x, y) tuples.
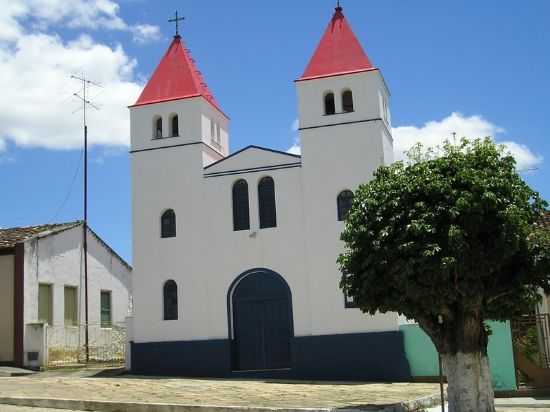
(128, 4), (409, 380)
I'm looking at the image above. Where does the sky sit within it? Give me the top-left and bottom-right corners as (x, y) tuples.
(0, 0), (548, 263)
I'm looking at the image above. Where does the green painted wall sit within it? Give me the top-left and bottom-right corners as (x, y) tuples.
(400, 321), (517, 390)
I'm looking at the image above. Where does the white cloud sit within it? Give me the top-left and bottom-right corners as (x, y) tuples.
(132, 24), (161, 44)
(287, 118), (301, 155)
(393, 112), (542, 171)
(0, 0), (160, 43)
(0, 33), (142, 151)
(0, 0), (147, 153)
(286, 113), (542, 171)
(287, 141), (301, 155)
(499, 141), (543, 171)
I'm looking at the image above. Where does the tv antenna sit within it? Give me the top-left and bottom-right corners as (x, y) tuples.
(71, 73), (102, 363)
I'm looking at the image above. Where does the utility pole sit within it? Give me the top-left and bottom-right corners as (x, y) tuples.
(71, 74), (101, 363)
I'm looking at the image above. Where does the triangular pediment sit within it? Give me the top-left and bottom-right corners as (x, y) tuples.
(204, 146), (301, 175)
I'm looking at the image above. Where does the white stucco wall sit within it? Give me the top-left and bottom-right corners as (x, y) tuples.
(298, 69), (397, 336)
(130, 96), (228, 163)
(131, 67), (399, 345)
(0, 254), (14, 362)
(22, 225), (132, 357)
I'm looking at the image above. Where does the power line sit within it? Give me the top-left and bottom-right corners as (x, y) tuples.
(51, 148), (84, 222)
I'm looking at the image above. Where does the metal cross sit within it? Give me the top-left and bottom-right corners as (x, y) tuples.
(168, 11), (185, 37)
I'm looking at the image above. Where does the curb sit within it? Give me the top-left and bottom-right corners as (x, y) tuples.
(495, 403), (550, 409)
(0, 393), (443, 412)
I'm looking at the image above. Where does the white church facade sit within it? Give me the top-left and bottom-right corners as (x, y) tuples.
(128, 5), (410, 380)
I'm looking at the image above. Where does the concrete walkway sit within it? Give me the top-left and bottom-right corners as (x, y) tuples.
(0, 367), (35, 378)
(496, 397), (550, 408)
(0, 406), (86, 412)
(427, 397), (550, 412)
(0, 375), (440, 409)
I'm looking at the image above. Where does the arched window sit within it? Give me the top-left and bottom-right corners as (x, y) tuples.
(324, 92), (336, 115)
(154, 117), (163, 138)
(161, 209), (176, 238)
(171, 115), (179, 137)
(163, 280), (178, 321)
(337, 190), (355, 221)
(232, 179), (250, 231)
(258, 176), (277, 229)
(342, 90), (354, 113)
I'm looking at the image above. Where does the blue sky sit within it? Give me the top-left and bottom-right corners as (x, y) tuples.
(0, 0), (548, 263)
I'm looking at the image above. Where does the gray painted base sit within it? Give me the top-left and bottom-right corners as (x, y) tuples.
(131, 331), (411, 381)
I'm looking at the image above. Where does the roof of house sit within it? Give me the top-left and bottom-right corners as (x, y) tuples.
(130, 35), (224, 116)
(0, 221), (131, 270)
(0, 221), (81, 250)
(297, 5), (376, 82)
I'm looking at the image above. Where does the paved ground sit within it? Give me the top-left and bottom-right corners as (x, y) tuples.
(0, 407), (85, 411)
(0, 404), (548, 412)
(427, 403), (550, 412)
(0, 374), (440, 408)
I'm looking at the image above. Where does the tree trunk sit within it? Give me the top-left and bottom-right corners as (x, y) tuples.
(442, 352), (495, 412)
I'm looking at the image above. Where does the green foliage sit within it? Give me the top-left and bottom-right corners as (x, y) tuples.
(339, 138), (549, 340)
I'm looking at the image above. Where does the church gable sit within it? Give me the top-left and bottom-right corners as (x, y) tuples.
(204, 145), (301, 176)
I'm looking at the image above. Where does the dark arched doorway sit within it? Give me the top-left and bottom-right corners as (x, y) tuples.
(229, 269), (293, 371)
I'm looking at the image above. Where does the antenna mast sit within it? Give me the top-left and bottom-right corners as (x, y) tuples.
(71, 73), (101, 363)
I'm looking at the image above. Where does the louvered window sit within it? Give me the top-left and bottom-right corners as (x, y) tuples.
(171, 115), (179, 137)
(38, 284), (53, 325)
(161, 209), (176, 238)
(100, 291), (112, 328)
(232, 179), (250, 231)
(324, 92), (336, 115)
(163, 280), (178, 321)
(337, 190), (354, 221)
(64, 286), (78, 326)
(258, 177), (277, 229)
(342, 90), (354, 112)
(154, 117), (162, 138)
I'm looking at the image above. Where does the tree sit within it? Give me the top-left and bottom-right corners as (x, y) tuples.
(338, 138), (550, 412)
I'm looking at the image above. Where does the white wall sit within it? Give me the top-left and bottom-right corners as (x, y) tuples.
(0, 254), (14, 362)
(130, 96), (228, 163)
(131, 67), (399, 345)
(23, 225), (131, 355)
(298, 69), (397, 335)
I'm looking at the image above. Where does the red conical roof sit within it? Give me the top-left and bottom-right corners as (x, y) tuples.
(131, 35), (223, 115)
(298, 6), (376, 81)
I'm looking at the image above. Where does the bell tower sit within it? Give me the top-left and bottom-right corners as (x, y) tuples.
(297, 5), (394, 334)
(129, 31), (229, 166)
(296, 4), (393, 173)
(297, 4), (393, 211)
(130, 21), (229, 339)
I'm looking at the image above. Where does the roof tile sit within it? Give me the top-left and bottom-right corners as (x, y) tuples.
(131, 35), (223, 115)
(298, 6), (376, 81)
(0, 222), (81, 250)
